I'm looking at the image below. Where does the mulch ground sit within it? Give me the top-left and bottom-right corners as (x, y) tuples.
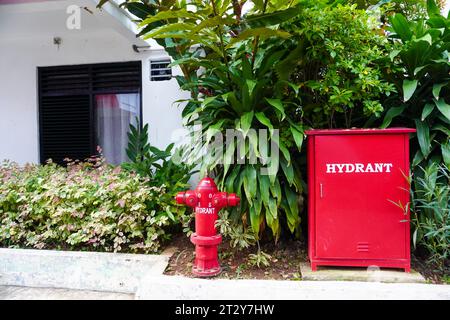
(164, 234), (307, 280)
(164, 234), (449, 284)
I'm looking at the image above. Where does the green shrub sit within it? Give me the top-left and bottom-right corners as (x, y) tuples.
(122, 121), (195, 196)
(411, 164), (450, 270)
(99, 0), (308, 240)
(284, 2), (395, 128)
(0, 158), (187, 253)
(381, 0), (450, 170)
(96, 0), (402, 241)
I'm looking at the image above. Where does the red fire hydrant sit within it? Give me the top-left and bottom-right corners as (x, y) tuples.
(175, 177), (240, 277)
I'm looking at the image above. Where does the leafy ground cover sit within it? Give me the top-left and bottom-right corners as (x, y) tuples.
(0, 155), (190, 254)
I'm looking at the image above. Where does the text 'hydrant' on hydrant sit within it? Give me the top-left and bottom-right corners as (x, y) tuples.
(175, 177), (240, 277)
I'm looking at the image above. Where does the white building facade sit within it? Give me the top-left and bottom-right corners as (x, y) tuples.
(0, 0), (188, 164)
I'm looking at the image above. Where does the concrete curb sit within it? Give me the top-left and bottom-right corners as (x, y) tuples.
(135, 275), (450, 300)
(0, 248), (169, 293)
(300, 263), (426, 283)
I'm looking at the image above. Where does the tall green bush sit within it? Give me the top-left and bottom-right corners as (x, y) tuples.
(97, 0), (401, 241)
(99, 0), (308, 240)
(381, 0), (450, 171)
(283, 2), (395, 128)
(376, 0), (450, 269)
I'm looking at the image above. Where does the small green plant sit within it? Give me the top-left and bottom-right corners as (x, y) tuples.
(443, 274), (450, 284)
(248, 249), (272, 268)
(235, 263), (247, 278)
(123, 120), (195, 190)
(216, 211), (257, 250)
(411, 163), (450, 270)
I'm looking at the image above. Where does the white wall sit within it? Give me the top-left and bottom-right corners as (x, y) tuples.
(0, 0), (188, 164)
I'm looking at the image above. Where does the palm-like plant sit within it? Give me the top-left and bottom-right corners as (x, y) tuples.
(98, 0), (307, 240)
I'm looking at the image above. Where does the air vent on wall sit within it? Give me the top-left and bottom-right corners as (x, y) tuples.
(150, 59), (172, 81)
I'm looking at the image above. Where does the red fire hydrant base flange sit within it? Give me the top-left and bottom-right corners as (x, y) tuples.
(191, 233), (222, 277)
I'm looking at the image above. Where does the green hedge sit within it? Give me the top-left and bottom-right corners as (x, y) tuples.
(0, 158), (187, 253)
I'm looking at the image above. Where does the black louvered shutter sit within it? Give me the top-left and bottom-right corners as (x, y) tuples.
(38, 61), (141, 164)
(40, 95), (91, 163)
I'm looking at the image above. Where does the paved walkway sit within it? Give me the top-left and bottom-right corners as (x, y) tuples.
(1, 248), (448, 300)
(0, 286), (133, 300)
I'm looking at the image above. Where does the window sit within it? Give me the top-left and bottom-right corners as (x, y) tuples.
(38, 61), (142, 165)
(150, 59), (172, 81)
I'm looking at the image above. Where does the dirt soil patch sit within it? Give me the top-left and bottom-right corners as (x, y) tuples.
(411, 255), (450, 284)
(164, 234), (449, 284)
(164, 234), (307, 280)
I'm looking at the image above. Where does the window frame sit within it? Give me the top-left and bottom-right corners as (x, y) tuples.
(38, 61), (143, 164)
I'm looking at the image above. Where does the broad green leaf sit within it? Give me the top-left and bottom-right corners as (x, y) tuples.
(201, 95), (219, 109)
(96, 0), (110, 8)
(276, 139), (291, 165)
(240, 111), (254, 137)
(190, 16), (235, 33)
(223, 92), (244, 114)
(390, 14), (413, 42)
(266, 198), (278, 221)
(257, 49), (287, 77)
(422, 103), (435, 121)
(433, 124), (450, 136)
(414, 65), (428, 76)
(442, 141), (450, 168)
(427, 0), (441, 16)
(225, 165), (240, 193)
(415, 119), (431, 158)
(265, 98), (286, 120)
(432, 83), (446, 100)
(381, 106), (406, 128)
(415, 34), (432, 45)
(222, 139), (235, 187)
(243, 166), (257, 204)
(140, 9), (197, 26)
(403, 79), (418, 102)
(264, 202), (276, 236)
(246, 6), (300, 27)
(227, 28), (291, 48)
(412, 149), (424, 167)
(141, 23), (195, 38)
(249, 205), (260, 236)
(255, 112), (274, 133)
(258, 174), (270, 205)
(284, 186), (299, 233)
(389, 49), (401, 61)
(270, 178), (282, 206)
(290, 126), (304, 151)
(126, 2), (154, 20)
(280, 158), (294, 186)
(248, 129), (260, 159)
(205, 119), (225, 144)
(275, 43), (305, 81)
(434, 98), (450, 122)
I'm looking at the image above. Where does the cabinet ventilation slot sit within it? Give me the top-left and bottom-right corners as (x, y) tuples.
(356, 242), (370, 252)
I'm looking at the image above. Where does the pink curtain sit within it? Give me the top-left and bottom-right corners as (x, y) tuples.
(95, 93), (139, 165)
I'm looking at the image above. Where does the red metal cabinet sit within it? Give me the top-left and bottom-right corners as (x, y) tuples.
(306, 128), (415, 272)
